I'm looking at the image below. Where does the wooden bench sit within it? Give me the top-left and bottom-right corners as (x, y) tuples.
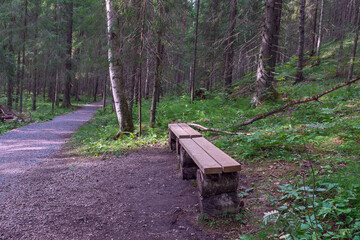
(168, 123), (202, 154)
(168, 123), (242, 216)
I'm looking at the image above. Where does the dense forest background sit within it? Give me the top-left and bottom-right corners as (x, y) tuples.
(1, 0), (359, 125)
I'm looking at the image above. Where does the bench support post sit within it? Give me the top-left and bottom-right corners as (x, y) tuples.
(179, 146), (198, 180)
(197, 170), (242, 216)
(168, 130), (176, 151)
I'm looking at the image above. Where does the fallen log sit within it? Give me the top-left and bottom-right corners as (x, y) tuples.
(188, 76), (360, 135)
(235, 76), (360, 128)
(187, 123), (253, 136)
(0, 104), (18, 122)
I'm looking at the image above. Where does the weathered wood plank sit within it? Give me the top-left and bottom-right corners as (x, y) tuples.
(168, 124), (191, 139)
(177, 123), (202, 138)
(179, 139), (222, 174)
(193, 137), (241, 173)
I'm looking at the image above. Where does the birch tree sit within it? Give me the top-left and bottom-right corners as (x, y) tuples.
(105, 0), (134, 135)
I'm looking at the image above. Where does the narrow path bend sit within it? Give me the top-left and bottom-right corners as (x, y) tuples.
(0, 102), (101, 186)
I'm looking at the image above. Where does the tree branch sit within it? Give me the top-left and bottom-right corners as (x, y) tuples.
(187, 123), (252, 136)
(236, 76), (360, 127)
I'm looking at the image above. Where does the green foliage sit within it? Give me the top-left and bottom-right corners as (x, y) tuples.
(71, 104), (167, 156)
(257, 161), (360, 239)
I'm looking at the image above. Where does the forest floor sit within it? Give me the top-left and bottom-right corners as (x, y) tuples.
(0, 102), (224, 239)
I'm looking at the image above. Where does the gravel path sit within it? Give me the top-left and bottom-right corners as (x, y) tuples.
(0, 103), (223, 239)
(0, 102), (101, 186)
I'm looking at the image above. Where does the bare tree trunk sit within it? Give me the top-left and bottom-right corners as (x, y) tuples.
(150, 30), (164, 127)
(347, 6), (360, 85)
(269, 0), (283, 77)
(138, 0), (146, 136)
(144, 57), (150, 99)
(316, 0), (324, 63)
(20, 0), (28, 113)
(7, 21), (14, 110)
(105, 0), (134, 135)
(93, 76), (99, 102)
(15, 52), (20, 109)
(310, 0), (319, 56)
(102, 73), (107, 112)
(62, 0), (73, 108)
(295, 0), (306, 83)
(223, 0), (237, 89)
(175, 1), (187, 93)
(190, 0), (200, 103)
(32, 10), (39, 111)
(252, 0), (282, 106)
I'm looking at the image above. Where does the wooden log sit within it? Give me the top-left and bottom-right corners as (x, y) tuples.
(196, 170), (238, 197)
(199, 191), (242, 216)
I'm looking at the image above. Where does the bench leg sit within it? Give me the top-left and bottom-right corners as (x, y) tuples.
(176, 138), (181, 156)
(168, 130), (176, 151)
(196, 170), (242, 216)
(179, 146), (198, 180)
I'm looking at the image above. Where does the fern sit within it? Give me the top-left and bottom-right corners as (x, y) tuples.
(263, 210), (280, 225)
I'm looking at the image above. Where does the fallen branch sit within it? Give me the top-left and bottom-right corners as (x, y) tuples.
(236, 76), (360, 127)
(0, 104), (18, 123)
(187, 123), (253, 136)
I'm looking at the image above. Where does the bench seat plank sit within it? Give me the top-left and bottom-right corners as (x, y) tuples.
(177, 123), (202, 138)
(168, 124), (191, 139)
(193, 137), (241, 173)
(179, 139), (222, 174)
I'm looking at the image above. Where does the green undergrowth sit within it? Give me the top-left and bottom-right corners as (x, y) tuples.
(71, 103), (167, 156)
(0, 96), (90, 135)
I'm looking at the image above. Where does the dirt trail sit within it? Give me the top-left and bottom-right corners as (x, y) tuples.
(0, 103), (222, 239)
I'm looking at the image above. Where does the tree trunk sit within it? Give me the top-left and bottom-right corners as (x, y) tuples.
(268, 0), (283, 78)
(20, 0), (28, 113)
(295, 0), (306, 83)
(251, 0), (283, 106)
(102, 73), (107, 112)
(175, 1), (187, 94)
(93, 76), (99, 102)
(316, 0), (324, 62)
(223, 0), (237, 89)
(150, 31), (164, 127)
(310, 0), (319, 56)
(347, 6), (360, 85)
(32, 10), (39, 111)
(62, 0), (73, 108)
(190, 0), (200, 103)
(144, 57), (150, 99)
(7, 22), (14, 110)
(138, 0), (146, 136)
(105, 0), (134, 135)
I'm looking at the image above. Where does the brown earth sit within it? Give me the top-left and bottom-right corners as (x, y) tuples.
(0, 147), (225, 240)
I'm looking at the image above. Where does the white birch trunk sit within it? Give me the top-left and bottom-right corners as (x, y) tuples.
(105, 0), (134, 134)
